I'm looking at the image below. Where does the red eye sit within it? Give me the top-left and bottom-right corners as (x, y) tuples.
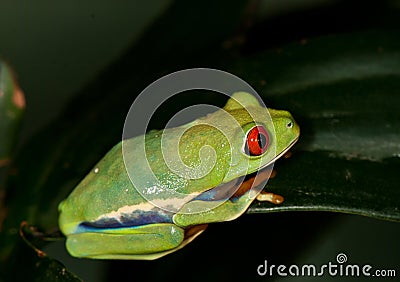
(245, 126), (269, 156)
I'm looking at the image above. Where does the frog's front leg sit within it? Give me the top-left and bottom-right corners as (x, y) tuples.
(251, 167), (284, 204)
(236, 167), (284, 205)
(174, 196), (252, 227)
(65, 223), (187, 260)
(256, 151), (296, 204)
(174, 180), (266, 227)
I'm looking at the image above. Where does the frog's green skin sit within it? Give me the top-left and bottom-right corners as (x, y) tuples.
(58, 92), (300, 260)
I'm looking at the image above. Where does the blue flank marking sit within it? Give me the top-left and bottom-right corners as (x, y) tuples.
(193, 187), (222, 201)
(77, 175), (252, 234)
(77, 210), (173, 233)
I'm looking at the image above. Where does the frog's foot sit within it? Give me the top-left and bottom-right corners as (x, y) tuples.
(256, 191), (284, 204)
(232, 167), (275, 198)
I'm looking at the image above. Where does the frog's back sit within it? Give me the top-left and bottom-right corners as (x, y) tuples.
(59, 141), (152, 227)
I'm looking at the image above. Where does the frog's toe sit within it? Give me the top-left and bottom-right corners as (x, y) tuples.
(256, 191), (284, 204)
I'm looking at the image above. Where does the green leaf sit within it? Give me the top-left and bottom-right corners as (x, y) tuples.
(240, 30), (400, 220)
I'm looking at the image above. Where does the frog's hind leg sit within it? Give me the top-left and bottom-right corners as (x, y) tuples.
(65, 223), (190, 260)
(171, 224), (208, 253)
(122, 223), (208, 260)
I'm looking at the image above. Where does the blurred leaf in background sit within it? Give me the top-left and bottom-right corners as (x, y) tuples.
(0, 61), (25, 232)
(0, 62), (25, 162)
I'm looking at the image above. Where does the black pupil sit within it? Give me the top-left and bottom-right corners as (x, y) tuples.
(258, 132), (267, 149)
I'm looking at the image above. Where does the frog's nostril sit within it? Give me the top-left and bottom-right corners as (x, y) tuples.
(286, 121), (293, 129)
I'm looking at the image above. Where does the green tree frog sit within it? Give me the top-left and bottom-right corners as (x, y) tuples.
(58, 92), (300, 260)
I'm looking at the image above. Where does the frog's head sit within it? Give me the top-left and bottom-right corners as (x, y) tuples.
(216, 91), (300, 183)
